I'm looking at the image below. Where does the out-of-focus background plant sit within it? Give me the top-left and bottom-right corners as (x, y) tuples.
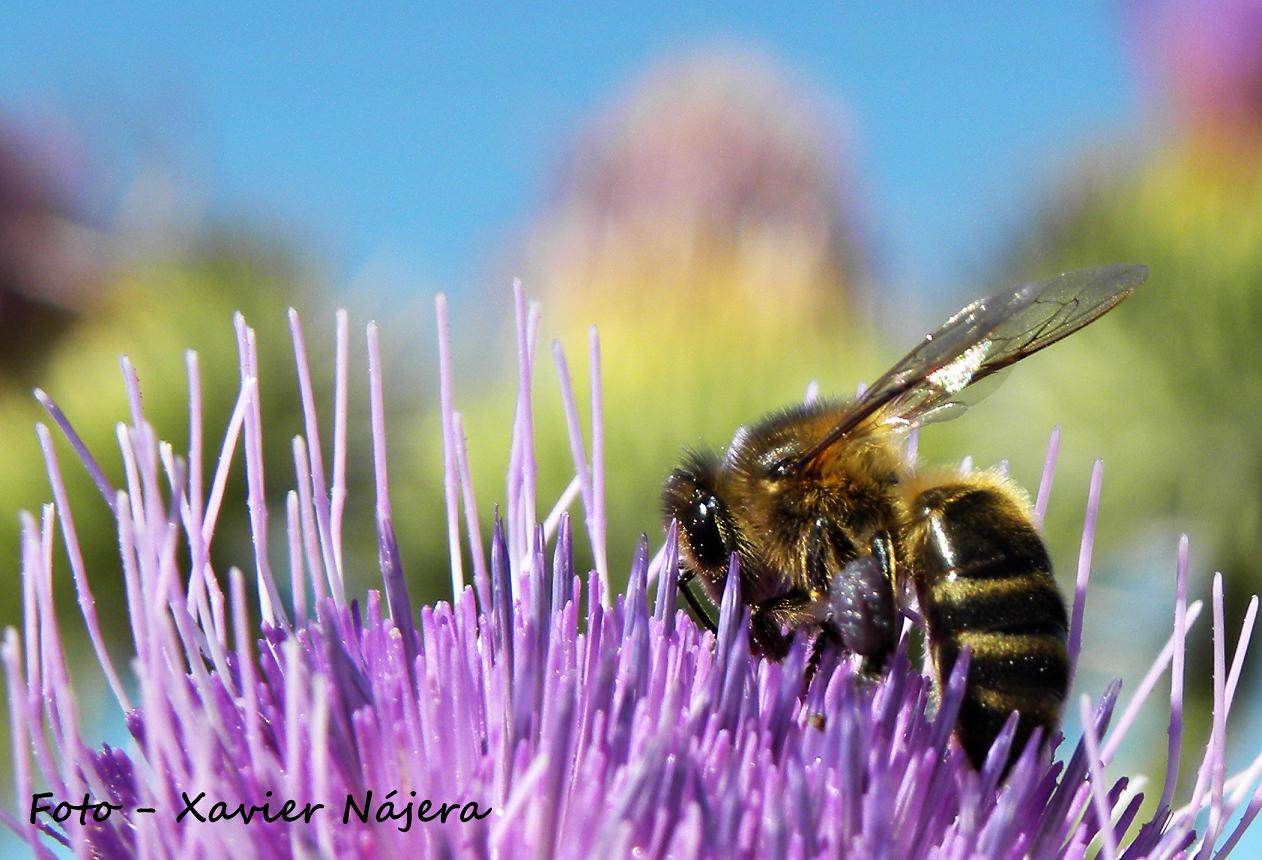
(397, 47), (874, 584)
(0, 119), (336, 804)
(4, 1), (1262, 852)
(0, 120), (325, 618)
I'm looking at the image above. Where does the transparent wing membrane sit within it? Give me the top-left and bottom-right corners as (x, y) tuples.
(791, 264), (1147, 473)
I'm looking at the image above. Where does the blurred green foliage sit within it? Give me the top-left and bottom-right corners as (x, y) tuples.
(0, 238), (323, 618)
(956, 143), (1262, 792)
(1000, 148), (1262, 587)
(0, 234), (325, 800)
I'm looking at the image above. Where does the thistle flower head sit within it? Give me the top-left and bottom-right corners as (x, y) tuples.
(4, 286), (1262, 858)
(531, 46), (863, 324)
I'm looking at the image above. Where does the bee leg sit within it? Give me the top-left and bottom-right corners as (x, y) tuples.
(803, 631), (833, 691)
(677, 568), (718, 634)
(823, 530), (898, 674)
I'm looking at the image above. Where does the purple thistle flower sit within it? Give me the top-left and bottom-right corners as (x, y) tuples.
(1131, 0), (1262, 142)
(4, 283), (1262, 858)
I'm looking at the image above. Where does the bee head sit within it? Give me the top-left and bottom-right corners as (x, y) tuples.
(662, 453), (732, 570)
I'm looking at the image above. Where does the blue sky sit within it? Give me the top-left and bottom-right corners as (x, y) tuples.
(1, 2), (1141, 303)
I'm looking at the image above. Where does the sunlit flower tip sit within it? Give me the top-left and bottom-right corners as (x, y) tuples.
(5, 292), (1262, 858)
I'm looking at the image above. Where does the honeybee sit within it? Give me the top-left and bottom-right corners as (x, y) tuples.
(662, 264), (1147, 769)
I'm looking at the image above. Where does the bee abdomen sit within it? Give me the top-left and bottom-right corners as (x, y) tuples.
(907, 482), (1069, 770)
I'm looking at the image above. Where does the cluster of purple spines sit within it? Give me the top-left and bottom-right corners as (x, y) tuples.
(4, 285), (1262, 858)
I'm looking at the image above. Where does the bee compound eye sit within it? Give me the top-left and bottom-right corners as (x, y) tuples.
(685, 494), (729, 567)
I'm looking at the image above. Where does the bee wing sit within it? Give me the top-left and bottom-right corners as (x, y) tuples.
(904, 364), (1012, 428)
(793, 264), (1147, 471)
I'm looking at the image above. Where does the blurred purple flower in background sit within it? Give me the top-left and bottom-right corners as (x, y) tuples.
(0, 119), (109, 371)
(4, 288), (1262, 858)
(1132, 0), (1262, 146)
(530, 46), (865, 322)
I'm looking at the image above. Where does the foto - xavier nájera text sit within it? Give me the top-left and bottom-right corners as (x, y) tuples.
(30, 791), (493, 832)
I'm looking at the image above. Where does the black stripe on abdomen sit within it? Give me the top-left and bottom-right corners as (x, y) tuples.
(909, 483), (1070, 770)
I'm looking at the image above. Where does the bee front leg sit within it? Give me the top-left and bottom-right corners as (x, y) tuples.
(749, 590), (817, 660)
(822, 529), (898, 673)
(676, 568), (719, 634)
